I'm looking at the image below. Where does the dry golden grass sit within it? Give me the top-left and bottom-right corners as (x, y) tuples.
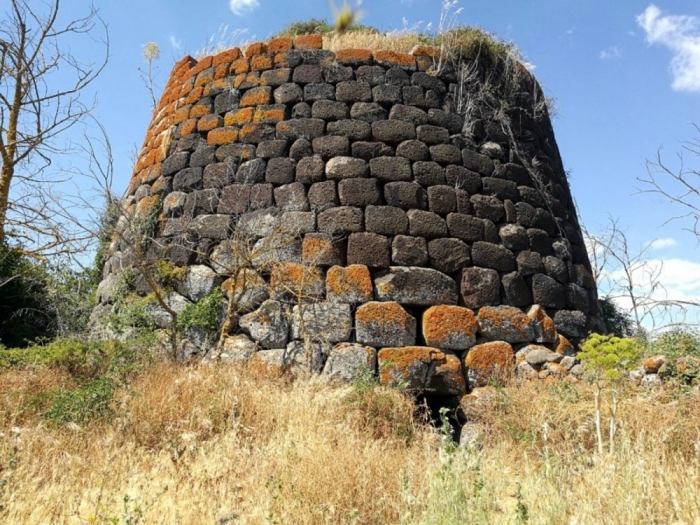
(322, 32), (427, 54)
(0, 360), (699, 524)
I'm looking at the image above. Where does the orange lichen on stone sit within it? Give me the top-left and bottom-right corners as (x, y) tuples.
(186, 86), (204, 105)
(240, 87), (272, 107)
(239, 123), (269, 142)
(207, 127), (239, 146)
(267, 37), (293, 53)
(230, 58), (250, 75)
(192, 56), (213, 75)
(194, 67), (215, 88)
(251, 54), (273, 71)
(212, 47), (242, 67)
(254, 106), (286, 124)
(335, 49), (373, 65)
(356, 301), (413, 327)
(479, 306), (532, 332)
(527, 305), (558, 343)
(214, 63), (230, 81)
(410, 45), (440, 58)
(378, 347), (466, 395)
(326, 265), (372, 303)
(135, 194), (162, 217)
(643, 355), (665, 374)
(422, 305), (478, 350)
(303, 236), (334, 262)
(260, 68), (291, 86)
(464, 341), (515, 387)
(204, 78), (234, 97)
(233, 72), (260, 89)
(373, 50), (416, 70)
(294, 34), (323, 50)
(189, 104), (212, 118)
(554, 335), (575, 356)
(274, 52), (298, 68)
(225, 107), (254, 127)
(173, 55), (198, 80)
(245, 42), (268, 57)
(270, 262), (325, 302)
(197, 114), (223, 132)
(172, 105), (192, 125)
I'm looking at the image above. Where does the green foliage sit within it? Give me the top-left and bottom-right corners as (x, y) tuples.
(647, 327), (700, 360)
(579, 333), (642, 381)
(179, 288), (225, 336)
(599, 296), (635, 338)
(433, 25), (517, 67)
(274, 17), (378, 37)
(109, 293), (157, 334)
(41, 376), (117, 425)
(152, 260), (185, 290)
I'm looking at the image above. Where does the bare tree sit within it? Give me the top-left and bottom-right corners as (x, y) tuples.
(0, 0), (108, 257)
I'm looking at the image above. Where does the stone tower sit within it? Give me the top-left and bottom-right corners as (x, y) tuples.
(94, 34), (603, 393)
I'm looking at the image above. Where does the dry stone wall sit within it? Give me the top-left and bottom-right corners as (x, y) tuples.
(94, 34), (604, 394)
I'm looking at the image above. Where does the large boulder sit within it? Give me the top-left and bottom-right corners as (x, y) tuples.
(422, 305), (478, 350)
(463, 341), (515, 388)
(239, 300), (290, 349)
(322, 343), (377, 382)
(378, 347), (466, 395)
(355, 301), (416, 347)
(373, 266), (458, 305)
(477, 305), (536, 344)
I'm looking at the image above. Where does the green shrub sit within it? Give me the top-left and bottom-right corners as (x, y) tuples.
(599, 296), (635, 338)
(578, 333), (642, 381)
(41, 376), (118, 425)
(274, 17), (379, 37)
(647, 328), (700, 360)
(179, 288), (225, 337)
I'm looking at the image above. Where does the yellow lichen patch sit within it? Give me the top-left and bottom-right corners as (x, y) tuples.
(372, 50), (416, 69)
(197, 114), (223, 132)
(192, 55), (213, 75)
(189, 104), (212, 118)
(207, 127), (239, 146)
(234, 72), (261, 89)
(356, 301), (413, 328)
(225, 108), (254, 127)
(240, 87), (272, 107)
(254, 106), (286, 124)
(245, 41), (268, 57)
(302, 236), (334, 263)
(378, 346), (465, 394)
(250, 54), (273, 71)
(554, 335), (575, 356)
(326, 265), (372, 303)
(180, 118), (198, 137)
(422, 305), (477, 350)
(260, 69), (292, 87)
(464, 341), (515, 387)
(230, 58), (250, 75)
(267, 37), (293, 53)
(172, 105), (192, 125)
(270, 263), (324, 302)
(194, 68), (215, 88)
(294, 34), (323, 50)
(214, 63), (230, 81)
(185, 86), (204, 104)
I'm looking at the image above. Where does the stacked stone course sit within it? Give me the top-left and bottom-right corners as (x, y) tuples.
(95, 34), (604, 394)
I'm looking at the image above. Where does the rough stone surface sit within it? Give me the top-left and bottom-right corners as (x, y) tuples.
(464, 341), (515, 388)
(322, 343), (377, 382)
(355, 301), (416, 347)
(378, 347), (466, 395)
(477, 305), (536, 344)
(374, 266), (458, 305)
(460, 267), (500, 309)
(240, 300), (290, 349)
(422, 305), (478, 350)
(326, 264), (373, 303)
(291, 303), (352, 342)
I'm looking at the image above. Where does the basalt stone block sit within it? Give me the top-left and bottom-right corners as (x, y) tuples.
(311, 99), (349, 120)
(293, 64), (323, 84)
(374, 266), (458, 305)
(274, 182), (308, 211)
(162, 152), (190, 176)
(427, 108), (463, 134)
(483, 220), (500, 244)
(282, 211), (316, 234)
(276, 118), (325, 141)
(385, 66), (411, 86)
(531, 273), (566, 309)
(291, 303), (352, 342)
(515, 201), (538, 228)
(303, 82), (336, 101)
(350, 102), (388, 123)
(220, 269), (268, 313)
(518, 185), (547, 208)
(256, 140), (289, 159)
(372, 84), (402, 104)
(291, 102), (312, 119)
(265, 157), (295, 184)
(460, 267), (500, 309)
(185, 189), (220, 216)
(396, 140), (429, 161)
(269, 262), (325, 303)
(416, 125), (449, 145)
(190, 146), (217, 168)
(323, 63), (354, 83)
(494, 163), (530, 186)
(326, 264), (373, 304)
(308, 180), (338, 210)
(544, 256), (568, 284)
(471, 242), (516, 272)
(412, 72), (446, 93)
(462, 149), (494, 176)
(566, 283), (590, 313)
(339, 178), (381, 207)
(235, 158), (266, 184)
(428, 185), (457, 215)
(388, 104), (428, 126)
(218, 184), (250, 215)
(502, 272), (532, 307)
(384, 182), (428, 210)
(261, 67), (292, 86)
(504, 199), (517, 223)
(237, 207), (282, 238)
(428, 238), (470, 274)
(499, 224), (530, 251)
(482, 177), (519, 201)
(322, 343), (377, 382)
(302, 233), (344, 266)
(356, 65), (386, 85)
(296, 155), (325, 184)
(215, 89), (240, 114)
(402, 85), (426, 107)
(446, 165), (481, 194)
(477, 305), (536, 344)
(369, 156), (412, 183)
(240, 300), (289, 349)
(527, 228), (552, 255)
(163, 191), (187, 217)
(365, 205), (408, 236)
(216, 143), (256, 163)
(536, 209), (558, 236)
(355, 301), (416, 348)
(423, 305), (478, 350)
(470, 195), (505, 223)
(313, 135), (350, 159)
(347, 232), (390, 269)
(250, 184), (274, 209)
(552, 239), (571, 261)
(372, 119), (416, 143)
(412, 161), (446, 186)
(317, 206), (364, 234)
(327, 119), (371, 141)
(335, 80), (372, 102)
(464, 341), (515, 388)
(190, 214), (232, 240)
(174, 167), (203, 191)
(378, 347), (466, 395)
(430, 144), (462, 165)
(553, 310), (588, 338)
(392, 235), (428, 266)
(351, 141), (383, 161)
(527, 305), (558, 344)
(447, 213), (484, 242)
(326, 156), (369, 180)
(407, 209), (447, 238)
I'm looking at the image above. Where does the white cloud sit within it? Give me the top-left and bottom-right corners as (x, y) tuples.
(169, 35), (182, 50)
(647, 237), (678, 250)
(600, 46), (622, 60)
(229, 0), (260, 16)
(636, 4), (700, 92)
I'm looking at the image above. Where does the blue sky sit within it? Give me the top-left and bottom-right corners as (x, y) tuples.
(9, 0), (700, 319)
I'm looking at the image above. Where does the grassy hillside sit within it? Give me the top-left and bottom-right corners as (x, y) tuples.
(0, 348), (698, 524)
